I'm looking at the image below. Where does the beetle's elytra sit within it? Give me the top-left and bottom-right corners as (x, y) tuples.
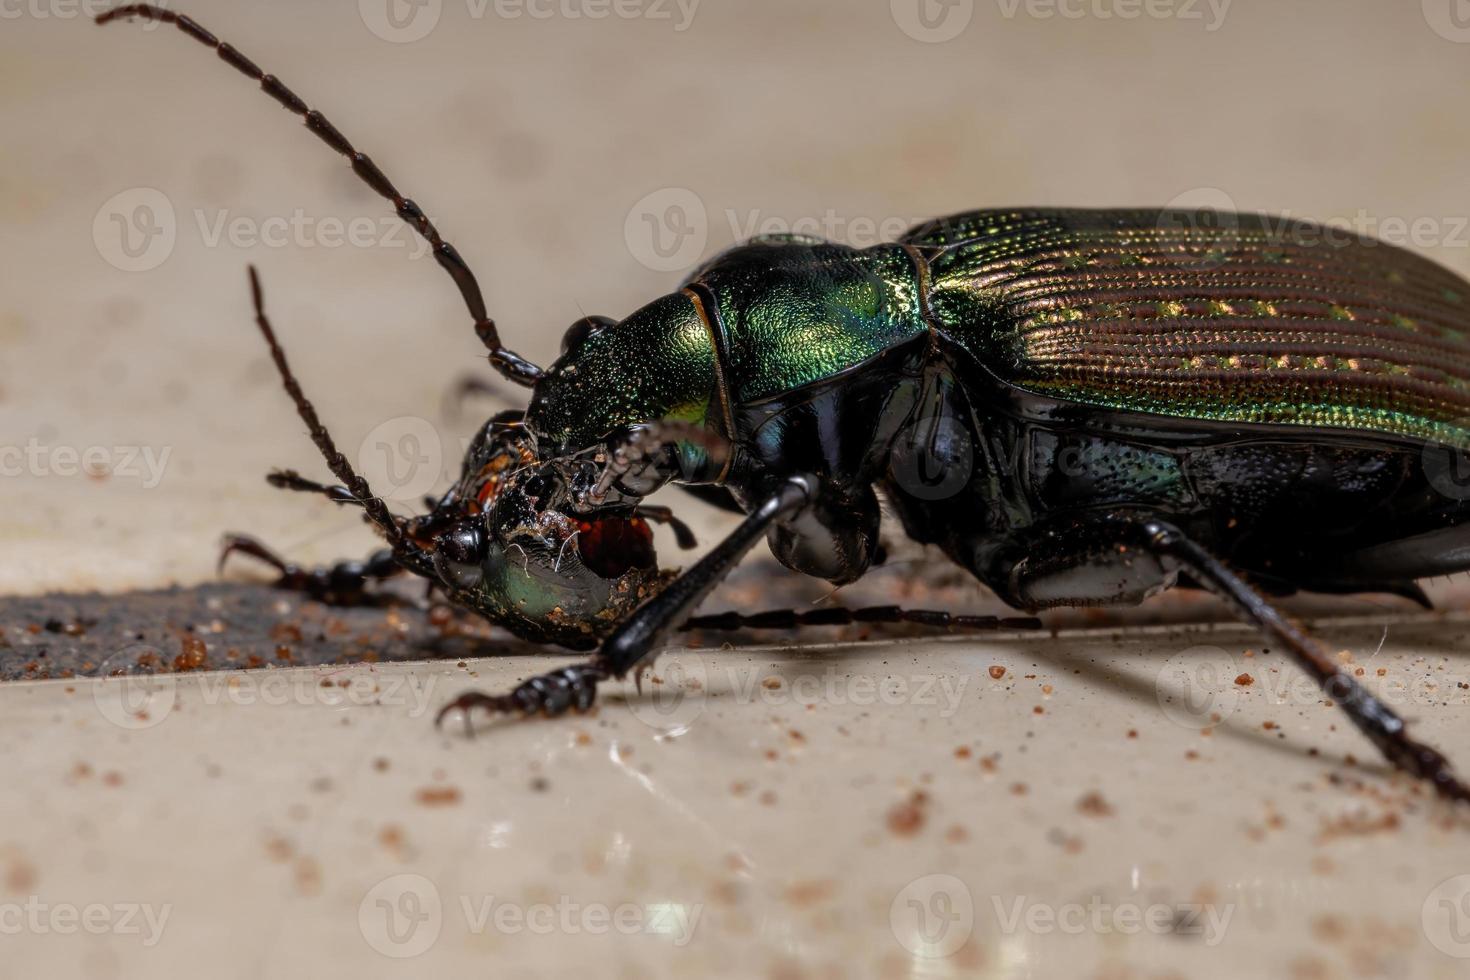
(99, 5), (1470, 802)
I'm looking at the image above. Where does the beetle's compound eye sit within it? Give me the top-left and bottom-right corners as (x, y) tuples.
(560, 315), (615, 354)
(433, 519), (488, 591)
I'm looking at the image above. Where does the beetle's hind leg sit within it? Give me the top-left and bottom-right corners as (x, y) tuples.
(219, 534), (404, 606)
(1140, 519), (1470, 804)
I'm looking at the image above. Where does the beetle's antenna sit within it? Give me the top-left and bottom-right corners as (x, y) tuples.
(247, 266), (407, 549)
(96, 5), (545, 388)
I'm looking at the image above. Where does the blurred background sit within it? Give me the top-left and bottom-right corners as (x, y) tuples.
(8, 0), (1470, 596)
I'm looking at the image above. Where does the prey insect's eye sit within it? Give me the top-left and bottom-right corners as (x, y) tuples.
(433, 520), (488, 591)
(561, 315), (615, 354)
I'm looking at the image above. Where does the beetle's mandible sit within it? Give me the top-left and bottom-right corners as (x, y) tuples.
(97, 5), (1470, 803)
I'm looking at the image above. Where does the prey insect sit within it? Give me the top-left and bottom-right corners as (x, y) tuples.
(100, 6), (1470, 802)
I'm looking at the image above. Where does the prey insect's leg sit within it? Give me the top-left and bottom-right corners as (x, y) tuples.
(682, 606), (1042, 633)
(264, 468), (360, 504)
(435, 476), (816, 729)
(95, 5), (543, 387)
(1141, 520), (1470, 804)
(219, 535), (403, 605)
(634, 505), (699, 550)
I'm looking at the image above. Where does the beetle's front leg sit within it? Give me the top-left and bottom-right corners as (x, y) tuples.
(436, 475), (817, 729)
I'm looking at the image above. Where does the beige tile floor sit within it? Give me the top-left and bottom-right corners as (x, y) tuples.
(6, 1), (1470, 976)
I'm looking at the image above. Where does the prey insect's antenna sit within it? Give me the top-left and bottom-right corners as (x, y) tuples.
(247, 266), (406, 549)
(95, 4), (545, 388)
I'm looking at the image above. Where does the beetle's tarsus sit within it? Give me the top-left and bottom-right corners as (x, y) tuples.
(1365, 724), (1470, 805)
(438, 663), (607, 732)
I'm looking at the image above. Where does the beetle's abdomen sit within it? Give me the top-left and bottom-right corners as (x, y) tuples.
(910, 209), (1470, 449)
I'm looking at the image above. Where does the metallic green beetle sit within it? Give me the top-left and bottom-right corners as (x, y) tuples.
(101, 6), (1470, 802)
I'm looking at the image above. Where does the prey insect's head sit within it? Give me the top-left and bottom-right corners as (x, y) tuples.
(422, 416), (675, 649)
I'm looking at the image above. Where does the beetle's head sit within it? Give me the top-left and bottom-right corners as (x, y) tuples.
(422, 413), (671, 649)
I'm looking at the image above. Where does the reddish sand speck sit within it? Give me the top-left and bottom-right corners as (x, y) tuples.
(1076, 791), (1114, 817)
(415, 786), (462, 807)
(887, 791), (929, 837)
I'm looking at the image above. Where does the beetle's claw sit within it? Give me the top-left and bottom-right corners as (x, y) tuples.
(437, 662), (608, 732)
(633, 662), (653, 698)
(434, 691), (511, 735)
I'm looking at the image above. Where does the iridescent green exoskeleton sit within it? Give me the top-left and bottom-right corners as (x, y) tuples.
(101, 6), (1470, 803)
